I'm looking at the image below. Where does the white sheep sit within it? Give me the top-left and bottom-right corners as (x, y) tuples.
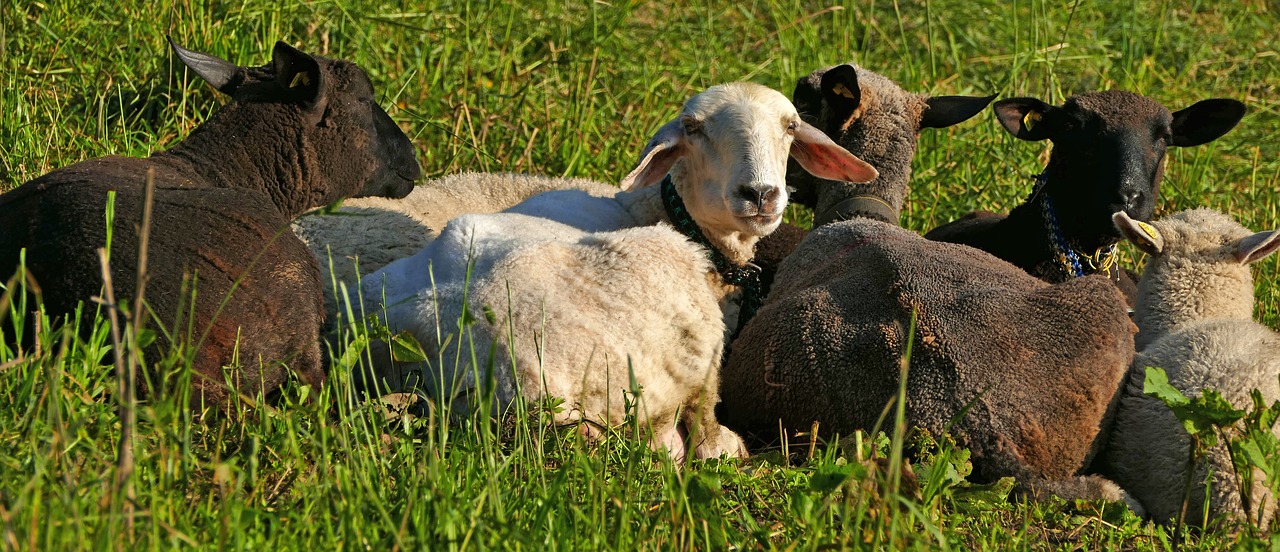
(362, 82), (877, 460)
(292, 172), (620, 317)
(1099, 209), (1280, 527)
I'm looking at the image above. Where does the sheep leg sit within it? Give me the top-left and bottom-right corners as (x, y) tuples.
(1016, 474), (1145, 516)
(680, 366), (748, 460)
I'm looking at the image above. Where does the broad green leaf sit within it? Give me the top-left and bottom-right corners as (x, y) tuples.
(389, 331), (428, 363)
(1143, 367), (1189, 407)
(810, 463), (856, 493)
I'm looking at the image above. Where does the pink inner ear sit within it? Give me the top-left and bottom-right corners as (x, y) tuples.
(1236, 230), (1280, 264)
(790, 122), (878, 183)
(620, 120), (684, 191)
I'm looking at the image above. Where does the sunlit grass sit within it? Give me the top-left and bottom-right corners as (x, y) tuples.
(2, 0), (1278, 549)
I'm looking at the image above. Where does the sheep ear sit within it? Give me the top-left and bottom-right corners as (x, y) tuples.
(790, 120), (878, 183)
(169, 36), (244, 94)
(271, 41), (326, 109)
(791, 74), (823, 122)
(1170, 99), (1246, 147)
(920, 94), (998, 129)
(819, 65), (861, 127)
(620, 118), (685, 191)
(993, 97), (1055, 141)
(1235, 230), (1280, 265)
(1112, 211), (1164, 255)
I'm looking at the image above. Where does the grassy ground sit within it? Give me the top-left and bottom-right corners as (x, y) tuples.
(2, 0), (1279, 549)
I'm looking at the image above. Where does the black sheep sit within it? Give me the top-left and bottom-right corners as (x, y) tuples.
(925, 91), (1245, 303)
(0, 39), (420, 403)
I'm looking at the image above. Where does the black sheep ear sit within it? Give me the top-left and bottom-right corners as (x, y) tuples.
(271, 41), (326, 111)
(993, 97), (1055, 141)
(1112, 211), (1164, 256)
(1170, 99), (1246, 147)
(169, 36), (244, 94)
(791, 73), (824, 123)
(921, 94), (997, 129)
(819, 64), (861, 127)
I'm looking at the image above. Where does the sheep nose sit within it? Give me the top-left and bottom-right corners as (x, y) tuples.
(738, 185), (781, 208)
(1121, 189), (1143, 208)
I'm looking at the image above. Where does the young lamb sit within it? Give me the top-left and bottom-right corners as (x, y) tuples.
(293, 172), (619, 319)
(362, 82), (877, 460)
(925, 91), (1246, 303)
(0, 39), (420, 403)
(1097, 209), (1280, 527)
(721, 65), (1139, 504)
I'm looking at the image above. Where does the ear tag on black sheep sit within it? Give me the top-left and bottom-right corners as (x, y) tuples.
(1023, 111), (1041, 130)
(832, 83), (857, 99)
(290, 72), (312, 89)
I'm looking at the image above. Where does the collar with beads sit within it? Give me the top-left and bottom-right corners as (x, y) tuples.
(660, 175), (764, 337)
(1034, 171), (1118, 279)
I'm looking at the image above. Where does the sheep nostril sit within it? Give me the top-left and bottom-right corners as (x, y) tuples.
(738, 186), (763, 206)
(762, 186), (781, 205)
(1122, 190), (1142, 207)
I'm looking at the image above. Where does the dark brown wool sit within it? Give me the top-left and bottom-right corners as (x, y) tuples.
(0, 40), (420, 404)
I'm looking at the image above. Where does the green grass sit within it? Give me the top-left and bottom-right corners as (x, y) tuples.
(3, 0), (1279, 549)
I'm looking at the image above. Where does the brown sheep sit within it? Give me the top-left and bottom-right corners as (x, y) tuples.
(0, 39), (420, 404)
(721, 65), (1139, 505)
(925, 92), (1245, 304)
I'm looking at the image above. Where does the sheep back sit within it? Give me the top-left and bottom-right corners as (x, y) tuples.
(0, 157), (325, 401)
(294, 172), (622, 316)
(366, 213), (728, 437)
(721, 220), (1135, 484)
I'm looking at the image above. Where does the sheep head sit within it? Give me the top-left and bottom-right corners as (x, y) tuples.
(790, 64), (994, 226)
(1115, 208), (1278, 345)
(620, 82), (876, 238)
(169, 38), (420, 213)
(1114, 209), (1280, 267)
(995, 92), (1245, 247)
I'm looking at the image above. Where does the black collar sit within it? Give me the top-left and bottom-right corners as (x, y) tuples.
(660, 175), (764, 337)
(813, 194), (900, 227)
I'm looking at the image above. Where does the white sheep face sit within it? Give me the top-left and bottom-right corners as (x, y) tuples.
(621, 82), (877, 238)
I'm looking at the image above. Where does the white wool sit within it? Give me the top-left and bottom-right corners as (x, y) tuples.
(1103, 208), (1280, 527)
(360, 82), (875, 460)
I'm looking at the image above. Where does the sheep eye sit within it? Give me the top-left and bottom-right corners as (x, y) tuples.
(786, 121), (798, 134)
(683, 119), (702, 135)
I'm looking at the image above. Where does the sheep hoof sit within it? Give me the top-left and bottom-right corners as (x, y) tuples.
(693, 425), (749, 460)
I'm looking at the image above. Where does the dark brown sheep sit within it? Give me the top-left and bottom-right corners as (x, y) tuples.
(924, 91), (1245, 303)
(787, 64), (994, 227)
(748, 63), (992, 290)
(721, 65), (1139, 505)
(0, 39), (419, 404)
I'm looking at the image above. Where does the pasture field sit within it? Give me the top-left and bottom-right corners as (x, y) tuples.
(2, 0), (1279, 549)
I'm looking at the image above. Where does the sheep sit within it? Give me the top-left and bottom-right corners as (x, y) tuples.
(787, 63), (996, 227)
(724, 63), (994, 295)
(924, 91), (1246, 303)
(0, 39), (420, 404)
(293, 172), (620, 318)
(362, 82), (877, 460)
(1096, 209), (1280, 527)
(721, 65), (1140, 505)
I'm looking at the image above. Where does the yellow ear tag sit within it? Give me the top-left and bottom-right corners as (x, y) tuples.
(290, 72), (312, 89)
(1136, 220), (1160, 241)
(832, 83), (857, 99)
(1022, 111), (1041, 130)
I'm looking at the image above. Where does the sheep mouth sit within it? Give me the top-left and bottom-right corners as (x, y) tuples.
(738, 212), (783, 229)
